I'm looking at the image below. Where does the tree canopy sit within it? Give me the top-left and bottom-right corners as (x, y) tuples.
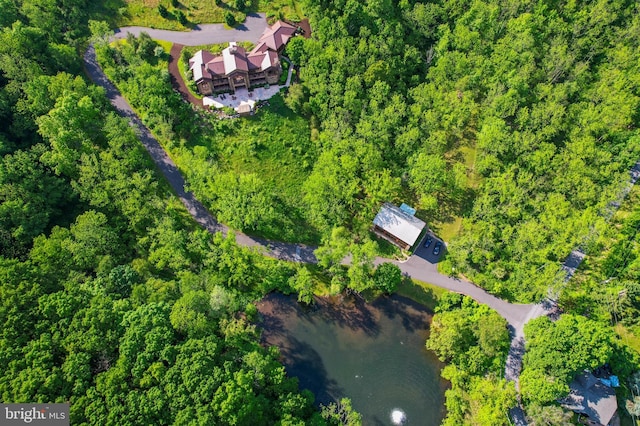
(426, 294), (515, 425)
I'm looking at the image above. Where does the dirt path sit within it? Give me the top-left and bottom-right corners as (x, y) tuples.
(167, 43), (201, 107)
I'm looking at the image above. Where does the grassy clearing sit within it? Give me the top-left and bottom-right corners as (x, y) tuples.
(156, 39), (173, 53)
(117, 0), (305, 30)
(615, 323), (640, 354)
(258, 0), (305, 22)
(435, 144), (480, 243)
(118, 0), (228, 30)
(396, 278), (448, 312)
(195, 93), (320, 243)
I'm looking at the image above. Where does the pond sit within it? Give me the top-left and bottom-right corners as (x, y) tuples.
(257, 293), (448, 425)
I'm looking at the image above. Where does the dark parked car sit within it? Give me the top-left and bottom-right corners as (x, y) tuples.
(424, 236), (433, 248)
(433, 241), (442, 256)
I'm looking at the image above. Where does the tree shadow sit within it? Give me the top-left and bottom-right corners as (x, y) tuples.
(372, 295), (432, 334)
(308, 295), (381, 338)
(282, 335), (344, 405)
(258, 294), (344, 404)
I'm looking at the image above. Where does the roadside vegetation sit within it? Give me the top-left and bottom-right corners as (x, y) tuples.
(118, 0), (247, 31)
(396, 278), (448, 312)
(117, 0), (305, 31)
(426, 293), (515, 426)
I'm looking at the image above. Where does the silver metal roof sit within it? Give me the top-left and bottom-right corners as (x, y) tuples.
(373, 203), (426, 247)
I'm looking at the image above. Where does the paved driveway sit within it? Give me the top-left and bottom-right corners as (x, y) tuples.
(113, 13), (268, 46)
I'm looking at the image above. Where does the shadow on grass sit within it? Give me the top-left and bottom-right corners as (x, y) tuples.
(395, 278), (445, 312)
(88, 0), (127, 28)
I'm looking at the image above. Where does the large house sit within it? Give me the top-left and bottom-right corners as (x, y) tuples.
(188, 21), (296, 95)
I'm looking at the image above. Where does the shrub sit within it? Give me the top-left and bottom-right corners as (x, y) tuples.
(373, 262), (401, 294)
(158, 4), (169, 18)
(233, 0), (246, 11)
(176, 10), (188, 25)
(180, 48), (191, 67)
(224, 12), (236, 27)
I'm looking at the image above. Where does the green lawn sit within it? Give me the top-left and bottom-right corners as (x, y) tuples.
(396, 278), (449, 312)
(117, 0), (305, 30)
(156, 39), (173, 53)
(257, 0), (305, 22)
(615, 323), (640, 354)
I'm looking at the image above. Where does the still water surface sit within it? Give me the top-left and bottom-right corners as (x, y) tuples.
(258, 293), (448, 425)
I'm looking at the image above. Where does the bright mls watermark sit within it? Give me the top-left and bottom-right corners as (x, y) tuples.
(1, 404), (69, 425)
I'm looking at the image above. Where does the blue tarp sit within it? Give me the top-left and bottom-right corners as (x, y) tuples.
(611, 376), (620, 387)
(599, 376), (620, 387)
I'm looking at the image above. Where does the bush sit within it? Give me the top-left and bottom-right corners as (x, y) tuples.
(224, 12), (236, 27)
(176, 10), (188, 26)
(158, 4), (169, 18)
(180, 48), (191, 67)
(171, 0), (179, 7)
(373, 262), (401, 294)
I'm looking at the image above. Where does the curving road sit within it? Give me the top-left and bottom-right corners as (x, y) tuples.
(84, 21), (550, 424)
(113, 13), (268, 46)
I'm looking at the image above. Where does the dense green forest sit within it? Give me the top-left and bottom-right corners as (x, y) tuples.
(562, 187), (640, 349)
(291, 0), (640, 303)
(0, 2), (339, 425)
(88, 0), (640, 305)
(2, 0), (640, 425)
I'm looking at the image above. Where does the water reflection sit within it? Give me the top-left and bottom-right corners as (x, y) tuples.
(258, 293), (448, 425)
